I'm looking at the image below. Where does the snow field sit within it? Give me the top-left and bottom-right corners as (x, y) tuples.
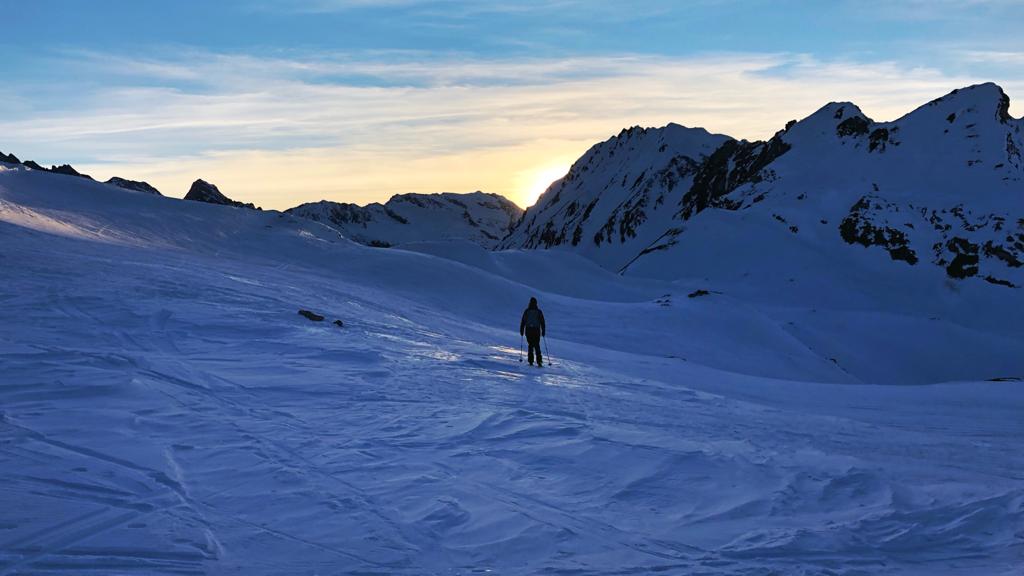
(1, 164), (1023, 574)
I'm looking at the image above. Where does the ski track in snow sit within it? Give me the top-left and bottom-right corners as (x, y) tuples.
(2, 194), (1024, 573)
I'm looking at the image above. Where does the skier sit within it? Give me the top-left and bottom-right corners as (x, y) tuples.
(519, 297), (546, 367)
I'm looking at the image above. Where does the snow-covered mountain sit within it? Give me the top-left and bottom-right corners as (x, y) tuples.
(503, 83), (1024, 289)
(498, 124), (731, 268)
(287, 191), (522, 248)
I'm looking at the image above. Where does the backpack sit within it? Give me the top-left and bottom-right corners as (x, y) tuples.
(524, 308), (543, 329)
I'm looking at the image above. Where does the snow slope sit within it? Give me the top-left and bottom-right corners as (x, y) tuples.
(287, 191), (522, 248)
(1, 162), (1023, 575)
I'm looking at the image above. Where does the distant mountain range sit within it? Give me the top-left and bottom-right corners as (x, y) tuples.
(285, 193), (522, 248)
(4, 82), (1022, 281)
(0, 151), (162, 196)
(500, 82), (1024, 288)
(0, 152), (521, 248)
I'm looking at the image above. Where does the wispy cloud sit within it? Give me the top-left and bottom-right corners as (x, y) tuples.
(846, 0), (1024, 20)
(958, 50), (1024, 65)
(2, 49), (1018, 209)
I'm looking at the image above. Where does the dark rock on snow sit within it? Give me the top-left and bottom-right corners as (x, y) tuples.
(298, 310), (325, 322)
(839, 196), (919, 265)
(184, 179), (260, 210)
(0, 151), (92, 180)
(107, 177), (162, 196)
(50, 164), (93, 180)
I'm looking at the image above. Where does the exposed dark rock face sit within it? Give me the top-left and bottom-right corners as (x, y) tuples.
(50, 164), (93, 180)
(184, 179), (259, 210)
(298, 309), (325, 322)
(106, 177), (162, 196)
(944, 237), (980, 278)
(836, 116), (870, 137)
(997, 89), (1013, 123)
(837, 194), (1022, 284)
(0, 151), (20, 164)
(985, 276), (1016, 287)
(983, 241), (1023, 268)
(687, 289), (711, 298)
(868, 128), (896, 153)
(678, 136), (791, 220)
(926, 208), (1023, 282)
(839, 196), (918, 265)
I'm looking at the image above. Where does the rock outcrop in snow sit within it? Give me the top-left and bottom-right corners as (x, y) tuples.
(106, 177), (162, 196)
(502, 83), (1024, 288)
(184, 179), (260, 210)
(286, 191), (522, 248)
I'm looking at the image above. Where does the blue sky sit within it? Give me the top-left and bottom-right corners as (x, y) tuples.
(2, 0), (1022, 208)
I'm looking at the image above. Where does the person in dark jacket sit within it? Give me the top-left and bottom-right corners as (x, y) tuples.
(520, 297), (546, 366)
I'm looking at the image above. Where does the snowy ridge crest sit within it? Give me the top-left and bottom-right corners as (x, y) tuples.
(286, 191), (522, 248)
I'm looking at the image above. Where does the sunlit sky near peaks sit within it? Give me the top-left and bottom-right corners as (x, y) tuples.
(2, 1), (1023, 209)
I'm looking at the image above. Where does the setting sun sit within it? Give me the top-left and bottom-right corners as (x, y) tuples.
(521, 164), (571, 208)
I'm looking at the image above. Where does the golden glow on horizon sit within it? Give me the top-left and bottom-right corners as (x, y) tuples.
(27, 52), (1024, 213)
(522, 164), (571, 208)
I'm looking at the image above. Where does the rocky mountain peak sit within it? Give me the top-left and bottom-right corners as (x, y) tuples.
(783, 101), (871, 143)
(184, 179), (259, 210)
(905, 82), (1017, 128)
(106, 177), (162, 196)
(49, 164), (93, 180)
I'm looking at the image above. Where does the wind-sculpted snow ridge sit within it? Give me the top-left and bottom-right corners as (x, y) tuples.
(287, 191), (523, 248)
(2, 154), (1024, 575)
(503, 83), (1024, 289)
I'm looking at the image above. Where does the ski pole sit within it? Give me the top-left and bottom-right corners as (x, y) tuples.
(543, 335), (552, 366)
(519, 333), (524, 363)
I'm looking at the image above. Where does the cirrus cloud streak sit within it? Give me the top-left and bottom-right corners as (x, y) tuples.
(2, 49), (1019, 209)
